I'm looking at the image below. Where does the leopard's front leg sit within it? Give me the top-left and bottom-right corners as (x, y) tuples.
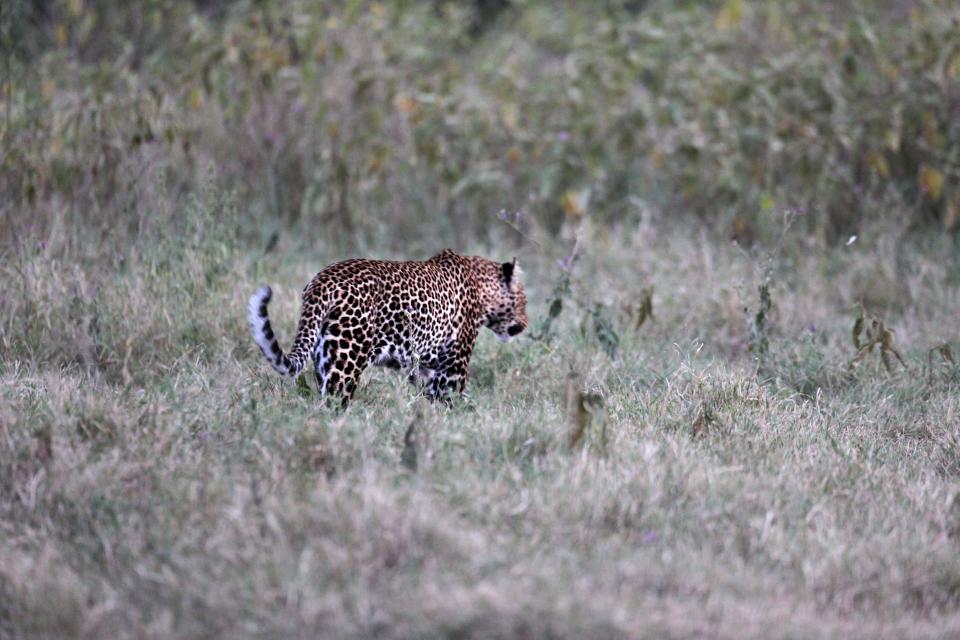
(425, 341), (474, 401)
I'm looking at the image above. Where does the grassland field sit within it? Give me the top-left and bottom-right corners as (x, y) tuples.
(2, 1), (960, 638)
(2, 216), (960, 638)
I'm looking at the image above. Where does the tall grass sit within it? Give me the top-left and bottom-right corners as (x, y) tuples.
(2, 1), (960, 638)
(2, 224), (960, 637)
(3, 0), (959, 256)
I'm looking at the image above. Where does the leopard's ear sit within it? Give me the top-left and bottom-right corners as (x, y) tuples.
(502, 258), (517, 285)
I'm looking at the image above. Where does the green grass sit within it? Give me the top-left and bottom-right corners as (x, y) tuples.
(2, 220), (959, 638)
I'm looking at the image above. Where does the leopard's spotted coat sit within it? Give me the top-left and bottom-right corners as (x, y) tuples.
(248, 249), (527, 405)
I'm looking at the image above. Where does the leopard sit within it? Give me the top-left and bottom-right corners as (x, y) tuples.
(248, 249), (528, 406)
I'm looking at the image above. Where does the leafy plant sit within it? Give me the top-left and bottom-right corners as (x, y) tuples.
(588, 303), (620, 360)
(927, 343), (957, 384)
(533, 269), (572, 344)
(746, 282), (773, 357)
(621, 287), (654, 331)
(565, 370), (605, 452)
(850, 311), (907, 374)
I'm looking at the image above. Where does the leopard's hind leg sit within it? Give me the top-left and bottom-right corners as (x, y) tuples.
(312, 309), (373, 408)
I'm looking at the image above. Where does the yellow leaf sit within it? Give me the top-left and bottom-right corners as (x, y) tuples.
(394, 93), (418, 116)
(760, 193), (775, 211)
(55, 24), (68, 47)
(867, 150), (889, 177)
(41, 79), (55, 102)
(189, 87), (204, 111)
(884, 128), (900, 152)
(919, 165), (945, 200)
(370, 2), (387, 18)
(715, 0), (744, 32)
(561, 189), (590, 218)
(880, 61), (899, 82)
(67, 0), (83, 18)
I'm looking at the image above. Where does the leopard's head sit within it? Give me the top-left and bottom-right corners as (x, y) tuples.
(476, 258), (528, 342)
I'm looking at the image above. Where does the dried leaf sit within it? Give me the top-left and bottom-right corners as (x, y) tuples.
(691, 402), (713, 439)
(927, 343), (955, 384)
(867, 150), (890, 177)
(880, 347), (894, 373)
(919, 165), (945, 200)
(561, 189), (590, 218)
(55, 23), (69, 47)
(394, 93), (418, 116)
(852, 312), (907, 374)
(189, 86), (204, 111)
(566, 371), (587, 449)
(636, 287), (654, 329)
(592, 304), (620, 360)
(881, 330), (907, 371)
(401, 419), (418, 472)
(890, 348), (907, 369)
(852, 314), (864, 349)
(880, 328), (894, 349)
(939, 344), (956, 365)
(295, 374), (312, 398)
(850, 343), (873, 368)
(715, 0), (744, 31)
(748, 283), (773, 356)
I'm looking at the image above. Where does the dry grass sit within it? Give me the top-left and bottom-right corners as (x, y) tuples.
(3, 2), (960, 637)
(2, 219), (959, 639)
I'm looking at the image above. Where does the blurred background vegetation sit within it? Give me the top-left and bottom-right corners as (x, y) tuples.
(2, 0), (959, 261)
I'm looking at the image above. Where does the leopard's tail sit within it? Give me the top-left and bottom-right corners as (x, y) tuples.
(248, 286), (317, 378)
